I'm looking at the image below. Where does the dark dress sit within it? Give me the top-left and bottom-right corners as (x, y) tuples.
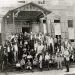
(29, 39), (34, 49)
(18, 44), (23, 60)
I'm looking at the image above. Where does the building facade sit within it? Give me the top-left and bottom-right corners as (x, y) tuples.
(1, 2), (51, 43)
(0, 1), (75, 43)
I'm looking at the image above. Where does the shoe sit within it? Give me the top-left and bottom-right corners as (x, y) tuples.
(31, 70), (34, 72)
(66, 71), (69, 72)
(48, 68), (50, 70)
(60, 68), (63, 70)
(40, 68), (42, 71)
(57, 68), (59, 70)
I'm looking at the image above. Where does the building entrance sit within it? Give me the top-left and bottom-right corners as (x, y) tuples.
(22, 27), (30, 33)
(3, 2), (51, 42)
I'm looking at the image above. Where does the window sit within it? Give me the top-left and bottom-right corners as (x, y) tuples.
(38, 1), (45, 4)
(16, 28), (22, 33)
(15, 21), (21, 25)
(43, 20), (46, 23)
(43, 0), (45, 4)
(54, 20), (60, 23)
(38, 1), (42, 4)
(18, 1), (25, 3)
(22, 21), (26, 25)
(70, 39), (74, 42)
(68, 20), (73, 27)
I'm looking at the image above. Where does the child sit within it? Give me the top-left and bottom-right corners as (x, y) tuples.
(45, 52), (50, 70)
(26, 60), (33, 71)
(27, 53), (33, 67)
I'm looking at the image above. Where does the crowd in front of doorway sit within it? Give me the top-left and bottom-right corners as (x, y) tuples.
(0, 32), (74, 72)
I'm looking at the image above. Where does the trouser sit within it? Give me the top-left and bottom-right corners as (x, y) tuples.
(8, 52), (13, 64)
(39, 60), (42, 69)
(54, 43), (58, 53)
(2, 56), (8, 71)
(45, 60), (49, 69)
(57, 61), (62, 69)
(14, 51), (18, 62)
(48, 44), (53, 55)
(64, 58), (69, 72)
(18, 50), (23, 60)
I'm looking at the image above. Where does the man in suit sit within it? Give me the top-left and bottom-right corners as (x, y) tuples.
(64, 47), (70, 72)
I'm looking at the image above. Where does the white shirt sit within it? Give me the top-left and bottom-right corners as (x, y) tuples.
(34, 43), (38, 48)
(45, 55), (50, 60)
(37, 44), (44, 54)
(64, 50), (70, 61)
(30, 35), (33, 40)
(54, 38), (57, 43)
(39, 55), (43, 61)
(27, 55), (32, 59)
(47, 37), (54, 46)
(61, 46), (64, 54)
(0, 46), (1, 50)
(14, 44), (18, 52)
(16, 63), (21, 67)
(65, 40), (68, 46)
(11, 35), (15, 40)
(7, 46), (10, 52)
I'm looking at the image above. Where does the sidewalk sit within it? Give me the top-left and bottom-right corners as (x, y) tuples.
(63, 68), (75, 75)
(7, 68), (75, 75)
(0, 67), (75, 75)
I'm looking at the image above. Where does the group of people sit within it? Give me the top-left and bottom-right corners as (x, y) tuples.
(0, 32), (74, 72)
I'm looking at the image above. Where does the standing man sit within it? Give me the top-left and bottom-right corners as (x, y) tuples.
(64, 47), (70, 72)
(54, 36), (58, 54)
(47, 35), (54, 55)
(29, 32), (34, 50)
(56, 50), (63, 70)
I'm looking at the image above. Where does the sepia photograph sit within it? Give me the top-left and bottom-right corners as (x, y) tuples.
(0, 0), (75, 75)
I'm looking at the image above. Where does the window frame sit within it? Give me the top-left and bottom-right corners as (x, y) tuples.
(68, 19), (73, 28)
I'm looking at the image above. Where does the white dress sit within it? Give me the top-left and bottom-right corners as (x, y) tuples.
(14, 44), (18, 52)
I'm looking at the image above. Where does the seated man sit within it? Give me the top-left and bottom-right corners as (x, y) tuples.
(26, 60), (32, 70)
(26, 60), (33, 72)
(27, 53), (33, 67)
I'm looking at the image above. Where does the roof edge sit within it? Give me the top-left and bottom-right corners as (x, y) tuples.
(11, 2), (51, 13)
